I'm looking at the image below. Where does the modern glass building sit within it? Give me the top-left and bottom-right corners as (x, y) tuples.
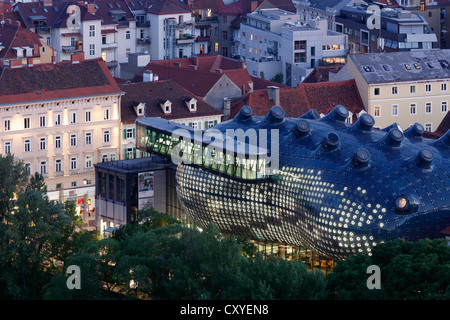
(136, 105), (450, 260)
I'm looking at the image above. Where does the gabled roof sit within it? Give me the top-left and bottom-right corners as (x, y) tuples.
(229, 79), (365, 119)
(0, 23), (44, 59)
(189, 0), (225, 10)
(16, 1), (70, 29)
(132, 62), (225, 97)
(0, 58), (122, 106)
(119, 80), (223, 124)
(85, 0), (135, 25)
(436, 111), (450, 136)
(302, 65), (343, 83)
(136, 0), (192, 15)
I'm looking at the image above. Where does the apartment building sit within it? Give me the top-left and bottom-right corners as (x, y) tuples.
(335, 4), (437, 53)
(240, 8), (347, 86)
(0, 54), (123, 227)
(331, 49), (450, 131)
(14, 0), (137, 76)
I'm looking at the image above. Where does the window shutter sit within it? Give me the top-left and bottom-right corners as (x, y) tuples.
(214, 120), (218, 125)
(123, 129), (127, 139)
(133, 128), (135, 138)
(133, 148), (136, 159)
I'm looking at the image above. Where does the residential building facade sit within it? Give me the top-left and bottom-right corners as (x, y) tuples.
(331, 50), (450, 131)
(0, 55), (123, 228)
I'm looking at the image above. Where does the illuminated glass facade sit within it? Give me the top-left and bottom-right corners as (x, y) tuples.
(137, 105), (450, 260)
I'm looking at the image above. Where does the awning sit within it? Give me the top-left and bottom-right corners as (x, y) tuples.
(102, 29), (118, 34)
(104, 227), (118, 233)
(62, 32), (82, 37)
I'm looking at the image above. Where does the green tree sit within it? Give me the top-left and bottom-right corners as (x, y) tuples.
(270, 72), (284, 84)
(326, 238), (450, 300)
(0, 158), (92, 299)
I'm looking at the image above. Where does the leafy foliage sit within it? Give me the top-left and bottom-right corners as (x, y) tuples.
(326, 238), (450, 300)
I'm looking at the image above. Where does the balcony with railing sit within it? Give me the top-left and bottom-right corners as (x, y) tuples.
(137, 37), (151, 45)
(177, 34), (195, 45)
(102, 42), (119, 50)
(62, 45), (83, 53)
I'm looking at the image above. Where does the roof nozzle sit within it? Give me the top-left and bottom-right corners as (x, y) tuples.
(234, 105), (253, 122)
(320, 105), (349, 123)
(404, 123), (424, 138)
(292, 119), (311, 138)
(351, 148), (370, 169)
(322, 132), (340, 151)
(415, 148), (433, 169)
(300, 109), (320, 120)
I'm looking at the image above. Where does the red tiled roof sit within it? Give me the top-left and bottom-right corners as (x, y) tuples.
(436, 111), (450, 136)
(189, 0), (224, 10)
(440, 226), (450, 236)
(132, 62), (224, 97)
(150, 55), (244, 72)
(302, 65), (343, 83)
(119, 80), (223, 124)
(0, 23), (44, 59)
(229, 79), (365, 119)
(0, 58), (122, 105)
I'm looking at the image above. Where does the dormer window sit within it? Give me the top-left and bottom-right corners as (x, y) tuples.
(184, 97), (197, 112)
(134, 102), (145, 116)
(160, 100), (172, 114)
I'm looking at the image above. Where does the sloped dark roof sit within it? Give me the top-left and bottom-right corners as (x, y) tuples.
(143, 0), (192, 14)
(0, 23), (44, 59)
(0, 58), (122, 105)
(119, 80), (223, 124)
(229, 79), (365, 119)
(437, 111), (450, 136)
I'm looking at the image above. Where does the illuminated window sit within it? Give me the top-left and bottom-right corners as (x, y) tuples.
(374, 106), (381, 117)
(214, 42), (218, 52)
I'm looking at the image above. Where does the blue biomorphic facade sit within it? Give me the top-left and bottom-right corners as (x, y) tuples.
(137, 105), (450, 259)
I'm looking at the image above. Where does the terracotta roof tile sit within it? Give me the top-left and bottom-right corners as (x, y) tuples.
(119, 80), (223, 124)
(229, 79), (365, 119)
(436, 111), (450, 136)
(0, 58), (122, 105)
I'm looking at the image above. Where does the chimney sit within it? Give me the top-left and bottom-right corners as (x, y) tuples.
(267, 86), (280, 106)
(15, 21), (21, 28)
(143, 70), (153, 82)
(43, 0), (52, 6)
(52, 55), (56, 64)
(189, 64), (197, 70)
(216, 68), (223, 74)
(238, 60), (246, 69)
(87, 3), (96, 14)
(10, 59), (22, 68)
(27, 57), (33, 67)
(223, 97), (231, 118)
(71, 52), (84, 63)
(33, 44), (40, 57)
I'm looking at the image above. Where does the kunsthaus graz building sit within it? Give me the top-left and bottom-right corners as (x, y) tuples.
(134, 105), (450, 260)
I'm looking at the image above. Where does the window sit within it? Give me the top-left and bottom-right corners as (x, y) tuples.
(126, 31), (130, 39)
(70, 134), (77, 146)
(24, 117), (30, 129)
(126, 128), (134, 139)
(126, 147), (134, 159)
(40, 161), (47, 174)
(102, 35), (107, 45)
(374, 106), (381, 117)
(425, 123), (432, 132)
(103, 108), (110, 120)
(71, 181), (77, 187)
(40, 115), (46, 127)
(70, 157), (77, 170)
(425, 84), (432, 92)
(39, 137), (46, 150)
(55, 159), (62, 172)
(425, 102), (432, 113)
(374, 87), (380, 96)
(55, 136), (61, 149)
(442, 101), (448, 113)
(392, 104), (399, 116)
(103, 130), (110, 143)
(25, 163), (31, 175)
(410, 85), (416, 93)
(222, 31), (227, 40)
(85, 110), (91, 122)
(4, 119), (10, 131)
(70, 112), (77, 124)
(89, 44), (95, 56)
(85, 132), (92, 145)
(392, 86), (398, 94)
(441, 83), (447, 91)
(4, 141), (11, 154)
(54, 113), (61, 126)
(85, 155), (92, 168)
(410, 103), (417, 115)
(215, 42), (218, 52)
(24, 139), (31, 152)
(89, 25), (95, 37)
